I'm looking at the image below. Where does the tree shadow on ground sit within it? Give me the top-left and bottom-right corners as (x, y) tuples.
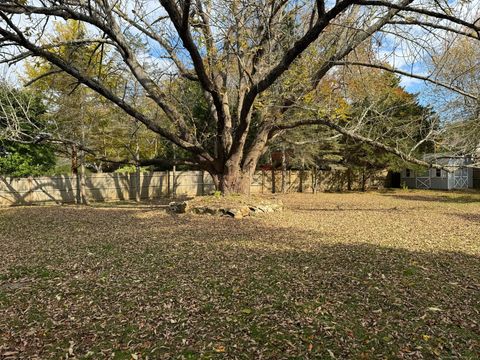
(382, 193), (480, 204)
(294, 207), (400, 212)
(452, 212), (480, 223)
(0, 207), (478, 359)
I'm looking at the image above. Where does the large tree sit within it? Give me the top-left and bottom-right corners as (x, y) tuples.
(1, 0), (479, 193)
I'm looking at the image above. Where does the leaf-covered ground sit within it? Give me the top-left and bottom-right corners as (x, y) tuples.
(0, 190), (479, 359)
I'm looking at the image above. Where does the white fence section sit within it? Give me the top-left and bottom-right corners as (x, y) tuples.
(0, 171), (216, 206)
(0, 169), (388, 206)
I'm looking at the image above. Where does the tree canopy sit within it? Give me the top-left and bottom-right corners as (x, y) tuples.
(0, 0), (479, 192)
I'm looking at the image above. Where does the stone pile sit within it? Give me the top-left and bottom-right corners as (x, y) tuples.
(168, 200), (283, 219)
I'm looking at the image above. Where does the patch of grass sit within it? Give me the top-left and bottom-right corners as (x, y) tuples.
(403, 266), (419, 276)
(0, 289), (9, 306)
(26, 307), (48, 323)
(0, 265), (60, 281)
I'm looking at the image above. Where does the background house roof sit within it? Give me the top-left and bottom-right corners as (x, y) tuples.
(422, 154), (472, 167)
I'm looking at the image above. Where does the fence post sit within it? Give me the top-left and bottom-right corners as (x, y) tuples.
(288, 170), (291, 193)
(172, 165), (177, 198)
(271, 168), (276, 193)
(135, 165), (141, 202)
(299, 169), (303, 193)
(167, 170), (170, 197)
(79, 165), (89, 205)
(281, 145), (286, 193)
(261, 170), (265, 194)
(27, 176), (33, 204)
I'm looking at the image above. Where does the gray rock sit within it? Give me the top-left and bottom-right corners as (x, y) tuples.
(169, 201), (189, 213)
(257, 205), (273, 213)
(192, 206), (206, 214)
(201, 207), (215, 215)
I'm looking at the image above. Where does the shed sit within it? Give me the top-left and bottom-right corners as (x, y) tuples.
(401, 155), (474, 190)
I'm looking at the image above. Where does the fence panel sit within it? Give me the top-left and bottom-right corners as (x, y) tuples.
(0, 169), (391, 206)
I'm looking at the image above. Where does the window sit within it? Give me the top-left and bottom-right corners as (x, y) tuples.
(455, 168), (468, 177)
(406, 169), (411, 178)
(418, 169), (429, 177)
(436, 168), (442, 177)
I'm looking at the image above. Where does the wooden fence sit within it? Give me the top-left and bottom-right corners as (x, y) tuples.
(0, 169), (387, 206)
(0, 171), (207, 206)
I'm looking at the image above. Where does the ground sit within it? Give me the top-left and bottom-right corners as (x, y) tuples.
(0, 190), (479, 359)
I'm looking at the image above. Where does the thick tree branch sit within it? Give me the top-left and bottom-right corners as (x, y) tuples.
(274, 118), (447, 170)
(311, 0), (414, 88)
(239, 1), (356, 126)
(357, 0), (480, 35)
(0, 26), (213, 162)
(114, 8), (198, 81)
(388, 19), (480, 40)
(232, 0), (356, 164)
(0, 2), (195, 142)
(159, 0), (229, 150)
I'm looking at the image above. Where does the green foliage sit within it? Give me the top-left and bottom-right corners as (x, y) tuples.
(0, 143), (55, 177)
(114, 164), (150, 174)
(266, 63), (438, 192)
(0, 84), (56, 177)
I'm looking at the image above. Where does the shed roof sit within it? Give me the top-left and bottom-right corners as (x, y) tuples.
(422, 154), (472, 168)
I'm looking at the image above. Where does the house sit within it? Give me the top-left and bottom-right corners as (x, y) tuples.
(401, 155), (475, 190)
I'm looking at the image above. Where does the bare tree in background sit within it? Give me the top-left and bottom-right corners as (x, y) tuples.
(423, 34), (480, 156)
(0, 82), (46, 143)
(1, 0), (479, 193)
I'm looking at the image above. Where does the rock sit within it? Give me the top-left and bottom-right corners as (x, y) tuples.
(169, 201), (189, 213)
(251, 206), (264, 213)
(204, 207), (219, 216)
(270, 203), (282, 211)
(225, 208), (243, 219)
(192, 206), (206, 214)
(257, 205), (273, 213)
(170, 199), (282, 218)
(240, 206), (251, 217)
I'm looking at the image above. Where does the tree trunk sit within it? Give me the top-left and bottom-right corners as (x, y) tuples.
(135, 141), (141, 203)
(214, 169), (252, 195)
(172, 147), (177, 198)
(281, 145), (287, 193)
(210, 129), (266, 195)
(79, 121), (89, 205)
(79, 157), (89, 205)
(347, 167), (352, 191)
(299, 157), (305, 193)
(71, 145), (81, 204)
(361, 168), (366, 192)
(271, 168), (276, 193)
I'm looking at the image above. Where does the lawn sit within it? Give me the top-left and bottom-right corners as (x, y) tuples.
(0, 190), (479, 359)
